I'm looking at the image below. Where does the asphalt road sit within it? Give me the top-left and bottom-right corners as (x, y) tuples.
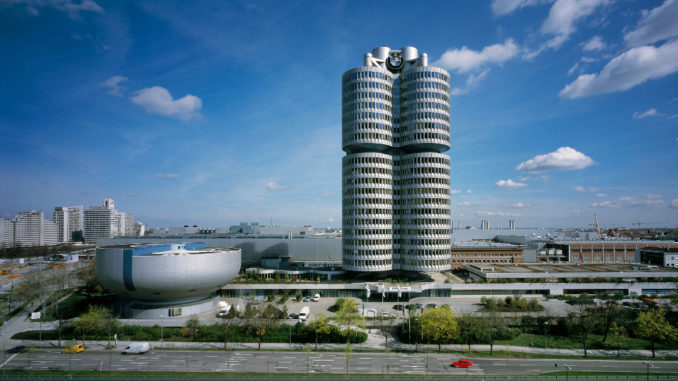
(1, 349), (675, 376)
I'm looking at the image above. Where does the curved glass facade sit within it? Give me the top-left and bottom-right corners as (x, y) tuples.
(342, 46), (452, 273)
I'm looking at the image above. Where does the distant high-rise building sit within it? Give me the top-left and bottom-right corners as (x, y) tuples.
(134, 221), (146, 237)
(0, 218), (13, 248)
(53, 205), (84, 243)
(509, 219), (515, 230)
(480, 220), (490, 230)
(84, 198), (133, 243)
(12, 210), (57, 247)
(342, 46), (452, 272)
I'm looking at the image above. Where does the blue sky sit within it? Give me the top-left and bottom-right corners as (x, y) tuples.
(1, 0), (677, 229)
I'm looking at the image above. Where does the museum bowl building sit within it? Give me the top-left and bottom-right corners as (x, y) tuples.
(96, 242), (241, 318)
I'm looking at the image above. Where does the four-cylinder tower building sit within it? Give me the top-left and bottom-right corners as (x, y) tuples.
(342, 46), (452, 273)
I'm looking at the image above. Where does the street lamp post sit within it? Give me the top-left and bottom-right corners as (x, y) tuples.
(561, 363), (572, 381)
(543, 321), (548, 359)
(642, 361), (653, 381)
(160, 314), (164, 348)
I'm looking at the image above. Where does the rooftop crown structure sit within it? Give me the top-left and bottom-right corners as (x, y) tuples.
(342, 46), (452, 272)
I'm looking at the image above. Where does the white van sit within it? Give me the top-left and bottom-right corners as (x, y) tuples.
(122, 342), (151, 354)
(299, 306), (310, 321)
(311, 294), (320, 302)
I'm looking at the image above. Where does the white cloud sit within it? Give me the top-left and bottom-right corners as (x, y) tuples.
(131, 86), (202, 120)
(574, 186), (598, 193)
(567, 62), (580, 76)
(592, 201), (618, 208)
(450, 189), (463, 195)
(477, 210), (520, 217)
(672, 198), (678, 207)
(266, 182), (288, 190)
(595, 193), (607, 198)
(154, 173), (179, 179)
(512, 202), (531, 208)
(633, 108), (662, 119)
(451, 69), (490, 95)
(541, 0), (610, 49)
(321, 192), (334, 197)
(582, 35), (606, 51)
(560, 39), (678, 99)
(491, 0), (546, 16)
(328, 217), (334, 223)
(624, 0), (678, 47)
(435, 39), (519, 73)
(496, 179), (527, 189)
(516, 147), (594, 172)
(14, 0), (104, 19)
(101, 75), (128, 96)
(458, 201), (472, 207)
(616, 195), (667, 207)
(466, 189), (473, 194)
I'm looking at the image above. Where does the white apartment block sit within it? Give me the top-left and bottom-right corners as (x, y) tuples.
(53, 205), (84, 243)
(12, 210), (57, 247)
(84, 198), (134, 243)
(0, 218), (13, 248)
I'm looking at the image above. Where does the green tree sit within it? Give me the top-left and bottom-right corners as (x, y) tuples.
(375, 313), (393, 351)
(71, 230), (84, 243)
(482, 311), (505, 355)
(242, 303), (258, 319)
(74, 305), (119, 346)
(420, 306), (459, 351)
(597, 298), (621, 342)
(309, 312), (331, 350)
(571, 304), (597, 358)
(457, 314), (483, 353)
(335, 298), (365, 338)
(181, 316), (200, 340)
(636, 309), (678, 358)
(609, 322), (628, 357)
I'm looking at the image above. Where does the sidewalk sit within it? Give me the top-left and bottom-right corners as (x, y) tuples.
(10, 333), (678, 358)
(4, 310), (678, 358)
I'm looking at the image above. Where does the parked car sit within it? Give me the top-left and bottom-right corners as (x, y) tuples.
(6, 345), (28, 354)
(392, 304), (404, 311)
(288, 313), (298, 319)
(299, 306), (310, 321)
(122, 342), (151, 355)
(62, 344), (84, 354)
(303, 296), (311, 302)
(426, 303), (437, 309)
(452, 359), (474, 368)
(311, 293), (320, 302)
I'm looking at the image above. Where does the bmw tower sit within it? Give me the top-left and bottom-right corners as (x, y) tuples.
(342, 46), (452, 273)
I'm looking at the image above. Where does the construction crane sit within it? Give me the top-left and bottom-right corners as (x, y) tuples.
(594, 214), (602, 237)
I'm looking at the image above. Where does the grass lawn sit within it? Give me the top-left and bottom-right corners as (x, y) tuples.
(37, 289), (116, 321)
(497, 333), (678, 351)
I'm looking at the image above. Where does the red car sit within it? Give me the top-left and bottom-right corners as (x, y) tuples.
(452, 359), (474, 368)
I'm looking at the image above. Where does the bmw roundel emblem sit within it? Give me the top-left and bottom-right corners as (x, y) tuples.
(386, 51), (404, 71)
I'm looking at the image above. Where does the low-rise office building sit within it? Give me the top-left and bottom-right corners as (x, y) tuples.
(637, 247), (678, 268)
(450, 242), (524, 268)
(544, 240), (674, 263)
